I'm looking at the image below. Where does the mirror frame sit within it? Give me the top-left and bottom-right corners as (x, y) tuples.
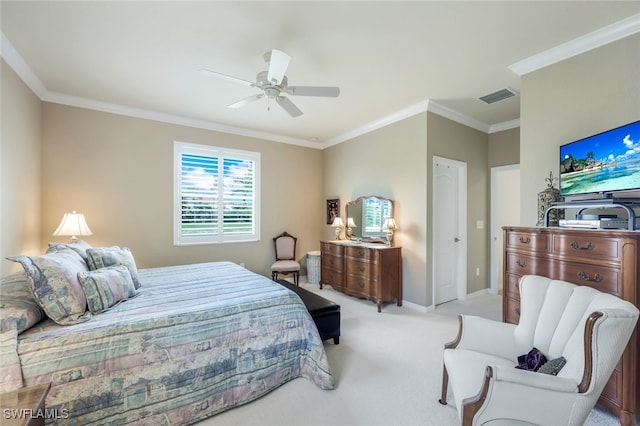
(345, 195), (394, 243)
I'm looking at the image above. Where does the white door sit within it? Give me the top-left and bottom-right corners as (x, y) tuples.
(490, 165), (520, 294)
(433, 156), (467, 305)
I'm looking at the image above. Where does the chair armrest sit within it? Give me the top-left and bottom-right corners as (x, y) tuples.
(493, 364), (578, 393)
(450, 315), (519, 359)
(461, 365), (579, 426)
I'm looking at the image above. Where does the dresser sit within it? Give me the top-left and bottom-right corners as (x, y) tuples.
(503, 226), (640, 426)
(319, 241), (402, 312)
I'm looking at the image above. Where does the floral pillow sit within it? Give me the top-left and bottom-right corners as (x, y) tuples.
(0, 271), (44, 333)
(78, 265), (138, 313)
(47, 239), (93, 264)
(7, 248), (91, 325)
(86, 246), (142, 289)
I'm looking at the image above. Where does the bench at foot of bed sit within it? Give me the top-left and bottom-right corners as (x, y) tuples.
(277, 280), (341, 344)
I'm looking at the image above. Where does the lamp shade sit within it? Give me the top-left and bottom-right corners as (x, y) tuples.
(53, 211), (93, 240)
(347, 217), (357, 228)
(331, 217), (345, 227)
(383, 218), (398, 230)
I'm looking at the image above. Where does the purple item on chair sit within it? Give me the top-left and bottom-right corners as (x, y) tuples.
(515, 347), (548, 372)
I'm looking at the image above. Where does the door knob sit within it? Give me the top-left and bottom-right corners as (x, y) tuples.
(454, 237), (460, 242)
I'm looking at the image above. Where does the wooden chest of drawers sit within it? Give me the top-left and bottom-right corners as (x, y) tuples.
(503, 226), (640, 426)
(319, 241), (402, 312)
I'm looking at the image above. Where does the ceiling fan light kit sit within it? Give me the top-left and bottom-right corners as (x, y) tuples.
(201, 49), (340, 117)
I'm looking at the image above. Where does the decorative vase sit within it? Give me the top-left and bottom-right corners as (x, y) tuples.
(537, 172), (563, 226)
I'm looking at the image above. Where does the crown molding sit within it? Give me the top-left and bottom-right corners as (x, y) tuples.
(1, 32), (47, 97)
(489, 119), (520, 133)
(426, 101), (491, 133)
(323, 100), (430, 148)
(509, 12), (640, 76)
(42, 91), (317, 148)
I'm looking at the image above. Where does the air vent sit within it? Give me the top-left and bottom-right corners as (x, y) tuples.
(479, 87), (519, 104)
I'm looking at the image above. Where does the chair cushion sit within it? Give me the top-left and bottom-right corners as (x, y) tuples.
(271, 260), (300, 272)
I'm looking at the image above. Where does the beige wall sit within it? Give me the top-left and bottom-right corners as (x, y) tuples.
(324, 114), (428, 305)
(520, 33), (640, 225)
(37, 103), (324, 276)
(488, 127), (519, 168)
(427, 112), (489, 297)
(1, 60), (42, 275)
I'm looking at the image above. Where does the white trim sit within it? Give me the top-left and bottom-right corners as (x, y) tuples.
(1, 33), (47, 98)
(509, 13), (640, 76)
(402, 299), (434, 313)
(428, 101), (490, 133)
(489, 119), (520, 134)
(323, 100), (430, 148)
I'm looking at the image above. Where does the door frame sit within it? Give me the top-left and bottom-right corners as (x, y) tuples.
(490, 164), (520, 294)
(432, 155), (467, 304)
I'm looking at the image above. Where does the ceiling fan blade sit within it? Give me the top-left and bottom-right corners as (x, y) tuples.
(276, 96), (303, 117)
(228, 94), (263, 109)
(267, 49), (290, 85)
(200, 69), (254, 87)
(286, 86), (340, 97)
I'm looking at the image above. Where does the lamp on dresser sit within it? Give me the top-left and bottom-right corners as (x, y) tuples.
(331, 217), (344, 240)
(346, 217), (356, 239)
(53, 210), (93, 242)
(383, 218), (398, 246)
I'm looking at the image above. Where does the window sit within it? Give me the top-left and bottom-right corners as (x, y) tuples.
(174, 141), (260, 245)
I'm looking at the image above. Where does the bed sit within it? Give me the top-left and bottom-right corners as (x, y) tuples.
(0, 246), (334, 425)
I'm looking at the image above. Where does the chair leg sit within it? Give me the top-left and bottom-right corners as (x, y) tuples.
(439, 364), (449, 405)
(294, 272), (299, 286)
(272, 272), (277, 281)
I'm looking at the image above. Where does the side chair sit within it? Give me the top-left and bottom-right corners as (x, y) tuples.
(271, 231), (300, 286)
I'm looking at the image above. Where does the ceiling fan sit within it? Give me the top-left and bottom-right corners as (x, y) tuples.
(201, 49), (340, 118)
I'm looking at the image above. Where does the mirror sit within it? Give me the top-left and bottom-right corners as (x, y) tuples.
(345, 196), (394, 243)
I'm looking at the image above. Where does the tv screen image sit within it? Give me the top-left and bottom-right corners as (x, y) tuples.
(559, 120), (640, 197)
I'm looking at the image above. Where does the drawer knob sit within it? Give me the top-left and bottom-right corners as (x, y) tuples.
(517, 259), (527, 268)
(515, 307), (521, 316)
(570, 241), (594, 251)
(577, 272), (602, 282)
(358, 266), (366, 273)
(357, 249), (365, 256)
(519, 237), (531, 244)
(357, 282), (365, 289)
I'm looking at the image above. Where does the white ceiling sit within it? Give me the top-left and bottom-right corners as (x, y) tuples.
(2, 1), (640, 148)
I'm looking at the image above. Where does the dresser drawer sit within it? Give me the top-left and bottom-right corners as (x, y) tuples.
(322, 254), (343, 270)
(321, 267), (344, 286)
(504, 297), (520, 324)
(346, 246), (376, 262)
(554, 262), (620, 296)
(552, 234), (620, 262)
(346, 259), (376, 278)
(322, 242), (345, 256)
(506, 231), (550, 252)
(505, 252), (551, 277)
(504, 273), (521, 301)
(346, 276), (373, 297)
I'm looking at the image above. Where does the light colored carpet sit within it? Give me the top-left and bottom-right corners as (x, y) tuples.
(199, 282), (619, 426)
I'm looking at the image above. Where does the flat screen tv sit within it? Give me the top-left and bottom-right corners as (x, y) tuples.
(559, 120), (640, 198)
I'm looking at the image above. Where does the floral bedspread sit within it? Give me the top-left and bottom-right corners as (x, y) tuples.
(13, 261), (334, 425)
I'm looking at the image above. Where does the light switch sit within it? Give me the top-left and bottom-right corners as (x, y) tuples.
(476, 220), (484, 229)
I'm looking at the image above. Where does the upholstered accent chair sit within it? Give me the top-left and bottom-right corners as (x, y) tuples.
(439, 274), (639, 426)
(271, 232), (300, 286)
